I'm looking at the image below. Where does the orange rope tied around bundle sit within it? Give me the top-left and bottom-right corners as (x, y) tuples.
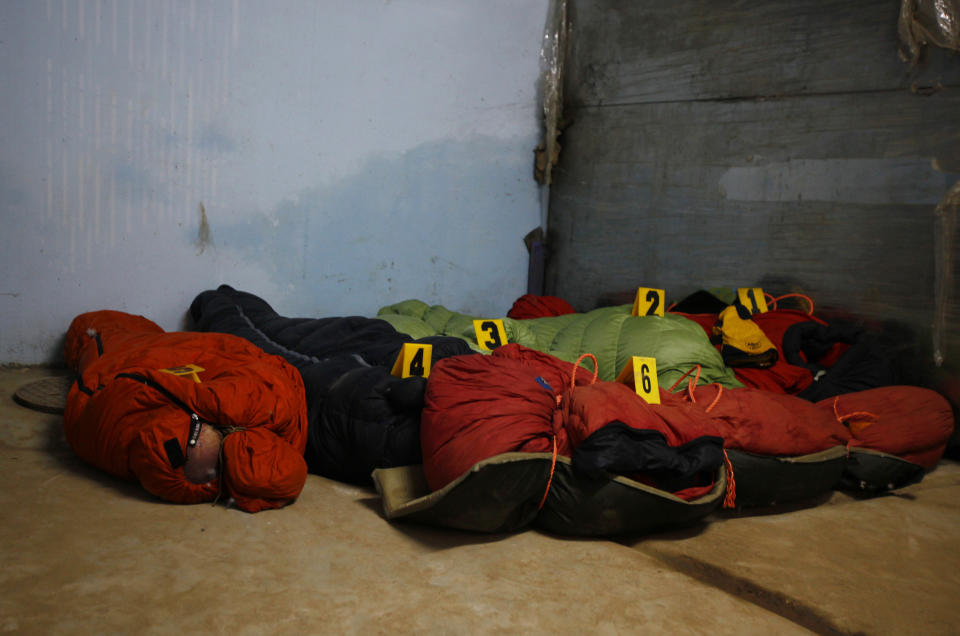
(767, 293), (830, 326)
(570, 352), (600, 389)
(832, 395), (878, 435)
(537, 435), (559, 511)
(538, 353), (600, 511)
(705, 384), (724, 413)
(668, 364), (702, 402)
(668, 366), (724, 411)
(766, 292), (816, 315)
(722, 449), (736, 508)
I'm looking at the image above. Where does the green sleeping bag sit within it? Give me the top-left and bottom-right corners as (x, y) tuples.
(377, 300), (741, 389)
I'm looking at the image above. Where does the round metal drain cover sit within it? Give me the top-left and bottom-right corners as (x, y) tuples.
(13, 375), (75, 414)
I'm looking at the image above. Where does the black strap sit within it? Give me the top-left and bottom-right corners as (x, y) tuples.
(115, 373), (197, 419)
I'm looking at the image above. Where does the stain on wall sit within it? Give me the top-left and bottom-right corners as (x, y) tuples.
(215, 136), (536, 317)
(195, 202), (213, 254)
(0, 1), (548, 363)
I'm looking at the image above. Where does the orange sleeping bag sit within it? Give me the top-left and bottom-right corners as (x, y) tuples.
(63, 310), (308, 512)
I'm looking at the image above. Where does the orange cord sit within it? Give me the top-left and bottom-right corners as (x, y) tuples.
(539, 354), (598, 510)
(570, 353), (599, 390)
(769, 293), (815, 315)
(705, 384), (724, 413)
(668, 364), (702, 395)
(687, 366), (702, 401)
(832, 396), (877, 422)
(537, 435), (559, 510)
(832, 396), (878, 435)
(722, 449), (736, 509)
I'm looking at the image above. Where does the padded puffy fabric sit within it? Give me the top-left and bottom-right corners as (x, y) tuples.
(674, 309), (818, 395)
(734, 310), (819, 393)
(507, 294), (577, 319)
(820, 386), (955, 468)
(380, 300), (742, 389)
(689, 384), (852, 456)
(421, 345), (580, 490)
(301, 362), (429, 484)
(683, 383), (854, 506)
(189, 285), (474, 484)
(63, 310), (308, 512)
(421, 344), (724, 498)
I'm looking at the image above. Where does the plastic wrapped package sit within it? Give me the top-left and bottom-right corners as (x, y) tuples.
(899, 0), (960, 64)
(534, 0), (568, 186)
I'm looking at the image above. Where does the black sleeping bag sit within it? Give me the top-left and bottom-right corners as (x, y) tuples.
(189, 285), (474, 484)
(300, 358), (430, 484)
(189, 285), (471, 368)
(782, 321), (899, 402)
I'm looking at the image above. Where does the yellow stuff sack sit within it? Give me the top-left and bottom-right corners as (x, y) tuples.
(713, 304), (778, 368)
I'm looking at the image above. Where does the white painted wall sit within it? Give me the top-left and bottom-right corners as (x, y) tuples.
(0, 0), (549, 363)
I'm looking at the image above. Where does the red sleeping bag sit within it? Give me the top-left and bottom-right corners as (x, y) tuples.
(688, 383), (852, 456)
(63, 310), (309, 512)
(678, 382), (855, 506)
(507, 294), (577, 319)
(421, 344), (723, 497)
(818, 386), (955, 468)
(674, 309), (848, 394)
(561, 381), (724, 500)
(420, 345), (585, 489)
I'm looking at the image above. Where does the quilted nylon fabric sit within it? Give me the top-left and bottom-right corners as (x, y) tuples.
(819, 386), (955, 467)
(63, 310), (308, 512)
(421, 344), (724, 496)
(380, 300), (741, 389)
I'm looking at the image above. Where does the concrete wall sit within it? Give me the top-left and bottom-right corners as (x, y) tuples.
(0, 1), (549, 364)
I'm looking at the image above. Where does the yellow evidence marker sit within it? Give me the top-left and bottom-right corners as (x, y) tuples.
(473, 319), (508, 351)
(737, 287), (769, 315)
(159, 364), (205, 383)
(391, 343), (433, 378)
(631, 287), (666, 317)
(615, 356), (661, 404)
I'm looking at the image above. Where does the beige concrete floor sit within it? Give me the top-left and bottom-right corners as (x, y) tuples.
(1, 365), (958, 635)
